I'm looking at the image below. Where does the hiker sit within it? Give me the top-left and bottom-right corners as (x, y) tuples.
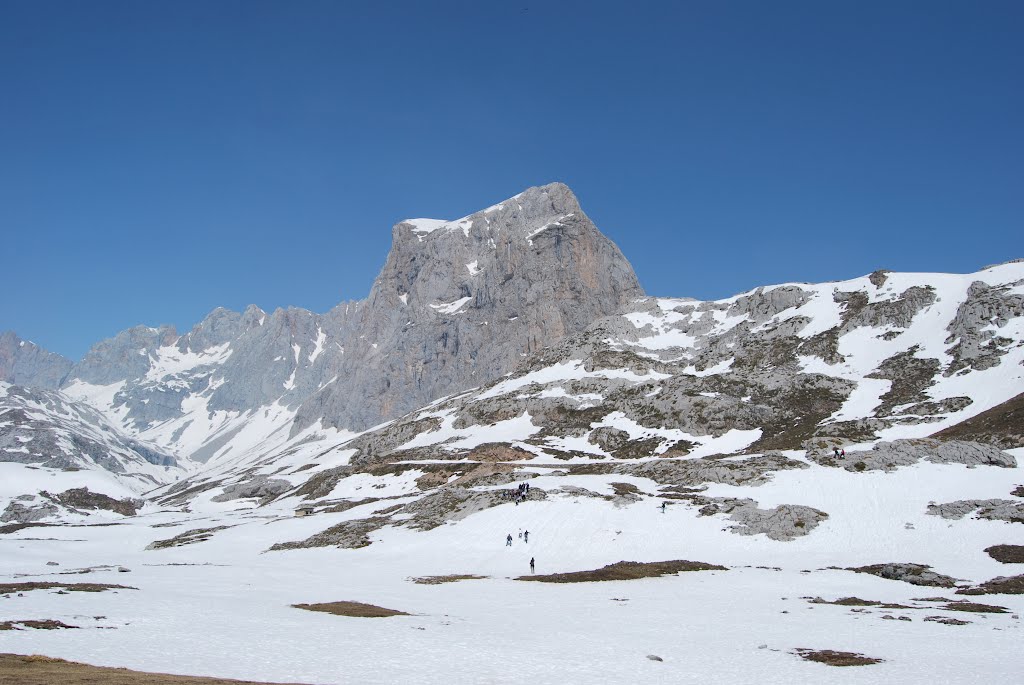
(524, 530), (529, 543)
(518, 529), (522, 539)
(525, 482), (530, 493)
(840, 448), (846, 457)
(833, 447), (841, 458)
(661, 501), (666, 512)
(530, 557), (535, 572)
(506, 534), (513, 546)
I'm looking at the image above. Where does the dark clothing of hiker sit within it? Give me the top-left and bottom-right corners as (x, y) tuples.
(506, 534), (513, 546)
(530, 557), (535, 572)
(524, 531), (529, 543)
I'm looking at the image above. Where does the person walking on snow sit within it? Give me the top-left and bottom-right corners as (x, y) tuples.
(524, 530), (529, 543)
(661, 501), (666, 513)
(506, 534), (513, 546)
(530, 557), (535, 572)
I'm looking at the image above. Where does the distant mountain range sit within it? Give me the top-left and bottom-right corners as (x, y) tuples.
(1, 183), (1022, 523)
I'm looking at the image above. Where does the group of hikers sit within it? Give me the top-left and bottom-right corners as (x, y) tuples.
(833, 447), (846, 458)
(506, 528), (529, 545)
(500, 481), (531, 506)
(503, 499), (536, 569)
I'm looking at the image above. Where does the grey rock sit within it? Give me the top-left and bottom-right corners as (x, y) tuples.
(926, 499), (1024, 523)
(847, 563), (959, 588)
(294, 182), (643, 432)
(211, 477), (292, 503)
(945, 280), (1024, 376)
(0, 500), (59, 523)
(812, 439), (1016, 472)
(0, 332), (73, 389)
(696, 498), (828, 541)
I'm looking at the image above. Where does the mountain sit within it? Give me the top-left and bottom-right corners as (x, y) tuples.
(0, 331), (73, 389)
(0, 382), (182, 523)
(154, 261), (1024, 524)
(56, 182), (642, 466)
(1, 184), (1022, 683)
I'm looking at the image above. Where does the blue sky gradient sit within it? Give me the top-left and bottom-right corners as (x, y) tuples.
(2, 1), (1022, 359)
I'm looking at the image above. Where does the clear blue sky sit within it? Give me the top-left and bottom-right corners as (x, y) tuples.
(2, 1), (1021, 360)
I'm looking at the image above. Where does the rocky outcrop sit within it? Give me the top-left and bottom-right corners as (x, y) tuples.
(0, 499), (59, 523)
(944, 280), (1024, 375)
(810, 439), (1016, 472)
(210, 477), (292, 503)
(848, 563), (959, 588)
(695, 498), (828, 540)
(926, 499), (1024, 523)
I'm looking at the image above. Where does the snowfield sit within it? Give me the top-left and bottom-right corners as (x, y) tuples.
(1, 449), (1022, 684)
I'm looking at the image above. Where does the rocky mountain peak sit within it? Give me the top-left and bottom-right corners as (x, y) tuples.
(0, 331), (73, 390)
(294, 182), (644, 431)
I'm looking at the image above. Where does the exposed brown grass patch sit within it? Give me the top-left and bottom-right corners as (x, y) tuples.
(956, 574), (1024, 595)
(941, 601), (1009, 613)
(516, 559), (726, 583)
(0, 582), (135, 595)
(0, 653), (317, 684)
(0, 619), (78, 630)
(793, 649), (883, 667)
(985, 545), (1024, 564)
(411, 574), (486, 585)
(292, 601), (409, 617)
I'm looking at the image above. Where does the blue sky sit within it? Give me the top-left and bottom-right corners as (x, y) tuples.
(2, 1), (1021, 360)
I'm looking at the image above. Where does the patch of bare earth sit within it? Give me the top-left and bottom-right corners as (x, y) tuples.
(941, 601), (1009, 613)
(0, 620), (78, 630)
(411, 574), (486, 585)
(793, 649), (883, 667)
(807, 596), (913, 609)
(516, 560), (726, 583)
(957, 574), (1024, 595)
(985, 545), (1024, 564)
(0, 582), (135, 595)
(0, 653), (318, 684)
(292, 601), (409, 617)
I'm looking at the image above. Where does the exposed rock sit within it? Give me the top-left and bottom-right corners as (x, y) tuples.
(926, 499), (1024, 523)
(944, 280), (1024, 375)
(211, 477), (292, 503)
(269, 516), (392, 551)
(696, 498), (828, 541)
(0, 500), (59, 523)
(847, 563), (958, 587)
(811, 439), (1015, 472)
(42, 488), (141, 516)
(924, 615), (970, 625)
(146, 526), (231, 550)
(623, 454), (808, 487)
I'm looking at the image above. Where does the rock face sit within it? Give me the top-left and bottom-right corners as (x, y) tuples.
(294, 182), (643, 432)
(0, 332), (72, 390)
(52, 183), (642, 462)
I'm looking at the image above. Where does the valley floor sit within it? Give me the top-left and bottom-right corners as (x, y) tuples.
(2, 451), (1023, 684)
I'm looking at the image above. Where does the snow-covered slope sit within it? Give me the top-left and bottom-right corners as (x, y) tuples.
(0, 382), (184, 523)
